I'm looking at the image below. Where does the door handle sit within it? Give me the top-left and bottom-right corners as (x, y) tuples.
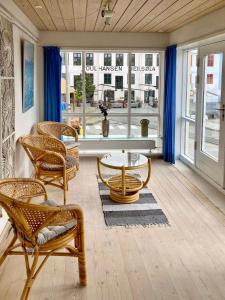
(215, 105), (225, 121)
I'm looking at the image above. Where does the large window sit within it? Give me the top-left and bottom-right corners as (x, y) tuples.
(61, 51), (162, 144)
(182, 49), (198, 161)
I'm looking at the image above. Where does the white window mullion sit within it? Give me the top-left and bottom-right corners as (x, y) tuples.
(82, 51), (86, 137)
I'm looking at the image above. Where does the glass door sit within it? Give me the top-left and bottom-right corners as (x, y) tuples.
(196, 42), (225, 186)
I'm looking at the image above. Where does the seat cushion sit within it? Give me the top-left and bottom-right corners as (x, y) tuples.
(37, 200), (76, 245)
(40, 155), (77, 171)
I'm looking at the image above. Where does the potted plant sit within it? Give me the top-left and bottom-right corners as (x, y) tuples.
(99, 104), (109, 137)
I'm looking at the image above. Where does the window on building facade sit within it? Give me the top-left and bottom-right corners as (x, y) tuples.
(73, 53), (81, 65)
(131, 73), (135, 85)
(207, 74), (213, 84)
(104, 53), (112, 66)
(145, 54), (153, 66)
(207, 54), (214, 67)
(104, 73), (111, 85)
(131, 54), (135, 66)
(116, 54), (123, 66)
(86, 53), (94, 66)
(145, 74), (152, 85)
(115, 76), (123, 89)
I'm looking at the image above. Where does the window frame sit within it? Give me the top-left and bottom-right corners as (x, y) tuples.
(61, 50), (164, 140)
(181, 48), (198, 163)
(116, 54), (124, 66)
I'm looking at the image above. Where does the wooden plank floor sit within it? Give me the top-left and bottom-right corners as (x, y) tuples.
(1, 158), (225, 300)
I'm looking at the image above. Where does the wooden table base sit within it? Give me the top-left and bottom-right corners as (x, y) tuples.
(110, 189), (139, 203)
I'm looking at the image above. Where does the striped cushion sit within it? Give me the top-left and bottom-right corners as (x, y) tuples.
(40, 155), (77, 171)
(37, 200), (76, 245)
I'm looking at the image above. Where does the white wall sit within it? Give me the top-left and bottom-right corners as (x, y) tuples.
(0, 1), (41, 233)
(40, 31), (169, 50)
(170, 6), (225, 46)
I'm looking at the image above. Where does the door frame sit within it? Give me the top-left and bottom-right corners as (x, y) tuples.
(195, 41), (225, 187)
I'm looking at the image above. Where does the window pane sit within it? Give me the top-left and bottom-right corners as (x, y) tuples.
(201, 52), (222, 161)
(130, 116), (159, 137)
(62, 115), (84, 137)
(131, 52), (160, 113)
(86, 116), (128, 137)
(104, 73), (111, 84)
(185, 49), (198, 118)
(61, 52), (83, 114)
(184, 120), (195, 161)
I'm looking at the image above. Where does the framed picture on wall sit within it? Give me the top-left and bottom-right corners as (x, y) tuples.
(22, 39), (34, 112)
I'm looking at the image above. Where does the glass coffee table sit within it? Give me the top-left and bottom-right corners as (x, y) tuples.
(97, 151), (151, 203)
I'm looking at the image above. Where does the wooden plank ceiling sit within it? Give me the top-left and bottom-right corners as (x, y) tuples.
(13, 0), (225, 32)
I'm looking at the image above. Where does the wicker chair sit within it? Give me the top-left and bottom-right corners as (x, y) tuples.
(37, 121), (80, 170)
(0, 178), (87, 300)
(19, 134), (78, 204)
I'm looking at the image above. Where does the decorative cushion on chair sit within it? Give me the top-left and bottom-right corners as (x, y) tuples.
(40, 155), (77, 171)
(37, 200), (77, 245)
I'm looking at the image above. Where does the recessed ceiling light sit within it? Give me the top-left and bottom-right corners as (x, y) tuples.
(35, 5), (42, 9)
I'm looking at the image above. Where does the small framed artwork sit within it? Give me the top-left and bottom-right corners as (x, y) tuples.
(22, 40), (34, 112)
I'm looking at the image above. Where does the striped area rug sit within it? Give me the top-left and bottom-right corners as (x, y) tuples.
(97, 174), (169, 227)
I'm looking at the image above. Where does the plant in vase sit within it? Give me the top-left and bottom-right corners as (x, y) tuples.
(99, 104), (109, 137)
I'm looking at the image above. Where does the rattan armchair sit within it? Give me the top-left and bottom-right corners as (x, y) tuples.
(0, 178), (86, 300)
(37, 121), (80, 169)
(19, 134), (78, 204)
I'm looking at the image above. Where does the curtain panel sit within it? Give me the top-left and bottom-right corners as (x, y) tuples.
(44, 47), (62, 122)
(163, 44), (177, 164)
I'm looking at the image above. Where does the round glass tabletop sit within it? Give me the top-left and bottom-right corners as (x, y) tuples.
(100, 152), (148, 168)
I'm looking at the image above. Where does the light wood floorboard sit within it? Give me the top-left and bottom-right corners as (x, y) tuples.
(1, 158), (225, 300)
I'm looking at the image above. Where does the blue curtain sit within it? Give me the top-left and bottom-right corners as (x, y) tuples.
(44, 47), (62, 122)
(163, 44), (177, 164)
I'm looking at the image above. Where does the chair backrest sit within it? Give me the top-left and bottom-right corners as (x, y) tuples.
(19, 134), (67, 165)
(37, 121), (78, 141)
(0, 178), (57, 245)
(37, 121), (62, 139)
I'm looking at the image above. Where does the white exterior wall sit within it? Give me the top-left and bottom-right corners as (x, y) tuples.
(62, 52), (160, 104)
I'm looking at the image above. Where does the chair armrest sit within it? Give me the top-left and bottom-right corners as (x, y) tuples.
(46, 204), (84, 227)
(61, 124), (79, 142)
(35, 150), (67, 168)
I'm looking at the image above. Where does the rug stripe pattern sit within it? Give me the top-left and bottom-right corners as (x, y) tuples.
(97, 174), (169, 227)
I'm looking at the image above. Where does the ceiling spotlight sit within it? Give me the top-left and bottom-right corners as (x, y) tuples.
(35, 5), (42, 9)
(101, 2), (113, 25)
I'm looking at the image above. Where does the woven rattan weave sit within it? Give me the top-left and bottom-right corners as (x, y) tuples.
(0, 178), (86, 300)
(19, 134), (77, 204)
(37, 121), (80, 169)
